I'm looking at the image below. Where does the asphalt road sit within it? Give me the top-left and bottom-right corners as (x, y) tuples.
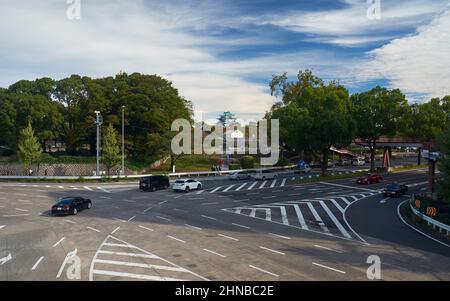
(1, 167), (449, 281)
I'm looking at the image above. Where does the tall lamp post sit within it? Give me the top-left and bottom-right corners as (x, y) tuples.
(94, 111), (103, 176)
(121, 105), (125, 176)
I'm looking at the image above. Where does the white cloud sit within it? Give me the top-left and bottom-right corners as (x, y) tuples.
(360, 8), (450, 100)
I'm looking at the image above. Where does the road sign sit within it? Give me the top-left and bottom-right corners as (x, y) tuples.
(414, 199), (421, 209)
(426, 206), (437, 217)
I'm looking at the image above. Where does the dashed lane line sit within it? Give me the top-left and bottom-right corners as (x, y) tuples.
(185, 224), (202, 231)
(259, 246), (285, 256)
(268, 233), (291, 240)
(201, 215), (217, 221)
(218, 234), (239, 241)
(312, 262), (346, 274)
(249, 265), (279, 278)
(158, 200), (168, 205)
(281, 178), (287, 187)
(156, 216), (171, 222)
(111, 226), (121, 235)
(87, 227), (101, 233)
(232, 223), (250, 229)
(314, 245), (342, 253)
(127, 216), (136, 222)
(247, 182), (258, 190)
(320, 182), (379, 193)
(52, 237), (65, 248)
(167, 235), (186, 243)
(138, 225), (154, 232)
(31, 256), (44, 271)
(203, 249), (226, 258)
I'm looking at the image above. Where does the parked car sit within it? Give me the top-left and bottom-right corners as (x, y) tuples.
(228, 171), (251, 180)
(352, 157), (366, 166)
(294, 164), (312, 174)
(356, 174), (383, 185)
(338, 158), (352, 166)
(139, 175), (170, 192)
(383, 183), (408, 197)
(253, 169), (277, 181)
(172, 179), (202, 192)
(51, 197), (92, 216)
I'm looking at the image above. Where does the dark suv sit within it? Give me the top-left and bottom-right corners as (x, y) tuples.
(139, 175), (170, 192)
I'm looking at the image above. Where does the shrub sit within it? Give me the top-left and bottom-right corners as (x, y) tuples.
(240, 156), (254, 169)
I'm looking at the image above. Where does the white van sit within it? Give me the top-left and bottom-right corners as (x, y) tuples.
(253, 169), (277, 181)
(352, 157), (366, 166)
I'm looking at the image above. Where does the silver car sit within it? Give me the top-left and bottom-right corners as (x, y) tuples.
(253, 169), (277, 181)
(228, 171), (251, 180)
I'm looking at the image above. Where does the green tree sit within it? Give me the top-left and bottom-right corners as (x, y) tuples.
(437, 125), (450, 203)
(350, 86), (409, 171)
(269, 70), (355, 176)
(101, 124), (121, 176)
(18, 122), (41, 174)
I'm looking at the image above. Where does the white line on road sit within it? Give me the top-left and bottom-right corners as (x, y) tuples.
(203, 249), (226, 258)
(211, 186), (223, 193)
(320, 182), (379, 193)
(222, 185), (235, 192)
(329, 199), (345, 213)
(269, 233), (291, 240)
(138, 225), (154, 232)
(114, 218), (126, 223)
(312, 262), (346, 274)
(201, 215), (217, 221)
(307, 202), (329, 233)
(293, 204), (308, 230)
(127, 216), (136, 222)
(173, 208), (187, 213)
(0, 225), (5, 230)
(232, 223), (250, 229)
(235, 183), (248, 191)
(15, 208), (28, 212)
(270, 180), (277, 188)
(319, 201), (351, 239)
(263, 196), (276, 199)
(98, 250), (157, 259)
(185, 224), (202, 231)
(158, 200), (168, 205)
(247, 182), (258, 190)
(259, 246), (285, 255)
(249, 265), (279, 277)
(234, 199), (249, 203)
(52, 237), (65, 247)
(201, 202), (218, 205)
(156, 216), (171, 222)
(189, 197), (205, 200)
(91, 269), (186, 281)
(259, 181), (267, 189)
(87, 227), (101, 233)
(84, 186), (93, 191)
(167, 235), (185, 243)
(288, 193), (302, 196)
(379, 197), (390, 204)
(31, 256), (44, 270)
(100, 196), (112, 200)
(314, 245), (342, 253)
(111, 226), (121, 235)
(218, 234), (239, 241)
(143, 207), (152, 213)
(281, 178), (287, 187)
(2, 214), (30, 217)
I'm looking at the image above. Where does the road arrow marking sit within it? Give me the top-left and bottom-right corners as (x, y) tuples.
(0, 253), (12, 265)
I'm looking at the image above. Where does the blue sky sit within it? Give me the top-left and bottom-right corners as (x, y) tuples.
(0, 0), (449, 122)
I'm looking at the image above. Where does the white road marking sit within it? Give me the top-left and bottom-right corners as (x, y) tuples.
(15, 208), (29, 212)
(185, 224), (202, 231)
(84, 186), (93, 191)
(3, 214), (30, 217)
(196, 189), (205, 194)
(52, 237), (65, 247)
(127, 216), (136, 222)
(0, 253), (12, 265)
(341, 197), (351, 206)
(100, 196), (112, 200)
(114, 218), (126, 223)
(95, 258), (189, 273)
(312, 262), (346, 274)
(58, 186), (64, 189)
(97, 250), (158, 259)
(203, 249), (226, 258)
(380, 197), (390, 204)
(329, 199), (345, 213)
(320, 182), (378, 193)
(247, 192), (259, 195)
(87, 227), (101, 233)
(247, 182), (258, 190)
(138, 225), (154, 232)
(31, 256), (44, 270)
(111, 226), (121, 235)
(232, 223), (250, 229)
(218, 234), (239, 241)
(167, 235), (185, 243)
(143, 207), (152, 213)
(156, 216), (171, 222)
(307, 203), (329, 233)
(269, 233), (291, 240)
(158, 200), (168, 205)
(17, 199), (31, 203)
(222, 185), (235, 192)
(201, 215), (217, 221)
(91, 269), (188, 281)
(201, 202), (218, 205)
(288, 193), (302, 196)
(123, 199), (136, 203)
(263, 196), (276, 199)
(0, 225), (5, 230)
(173, 208), (187, 213)
(211, 186), (223, 193)
(319, 201), (351, 239)
(235, 183), (248, 191)
(281, 178), (287, 187)
(259, 181), (267, 189)
(259, 246), (285, 255)
(249, 265), (279, 277)
(270, 180), (277, 188)
(189, 197), (205, 200)
(250, 209), (256, 217)
(234, 199), (249, 203)
(293, 204), (308, 230)
(97, 187), (111, 193)
(63, 220), (76, 224)
(258, 205), (289, 225)
(314, 245), (342, 253)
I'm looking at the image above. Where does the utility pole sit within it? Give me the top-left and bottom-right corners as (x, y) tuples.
(94, 111), (103, 176)
(122, 105), (125, 176)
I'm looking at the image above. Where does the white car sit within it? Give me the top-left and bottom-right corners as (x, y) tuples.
(228, 171), (251, 180)
(172, 179), (202, 192)
(352, 157), (366, 166)
(253, 169), (277, 181)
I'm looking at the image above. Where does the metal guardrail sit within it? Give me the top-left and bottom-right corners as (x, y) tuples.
(0, 165), (297, 181)
(409, 200), (450, 236)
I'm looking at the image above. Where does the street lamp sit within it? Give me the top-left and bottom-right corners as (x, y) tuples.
(121, 106), (125, 176)
(94, 111), (103, 176)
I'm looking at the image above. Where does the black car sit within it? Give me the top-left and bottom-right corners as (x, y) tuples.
(51, 197), (92, 216)
(383, 183), (408, 197)
(139, 175), (170, 192)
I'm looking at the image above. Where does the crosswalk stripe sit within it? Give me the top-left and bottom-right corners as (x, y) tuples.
(265, 208), (271, 221)
(259, 181), (267, 189)
(307, 202), (329, 233)
(250, 209), (256, 218)
(222, 185), (235, 192)
(247, 182), (257, 190)
(92, 269), (188, 281)
(293, 204), (308, 230)
(196, 189), (205, 194)
(329, 199), (345, 213)
(340, 197), (351, 206)
(94, 259), (189, 272)
(235, 182), (248, 191)
(97, 250), (159, 259)
(281, 178), (286, 187)
(210, 186), (222, 193)
(319, 201), (351, 239)
(270, 180), (277, 188)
